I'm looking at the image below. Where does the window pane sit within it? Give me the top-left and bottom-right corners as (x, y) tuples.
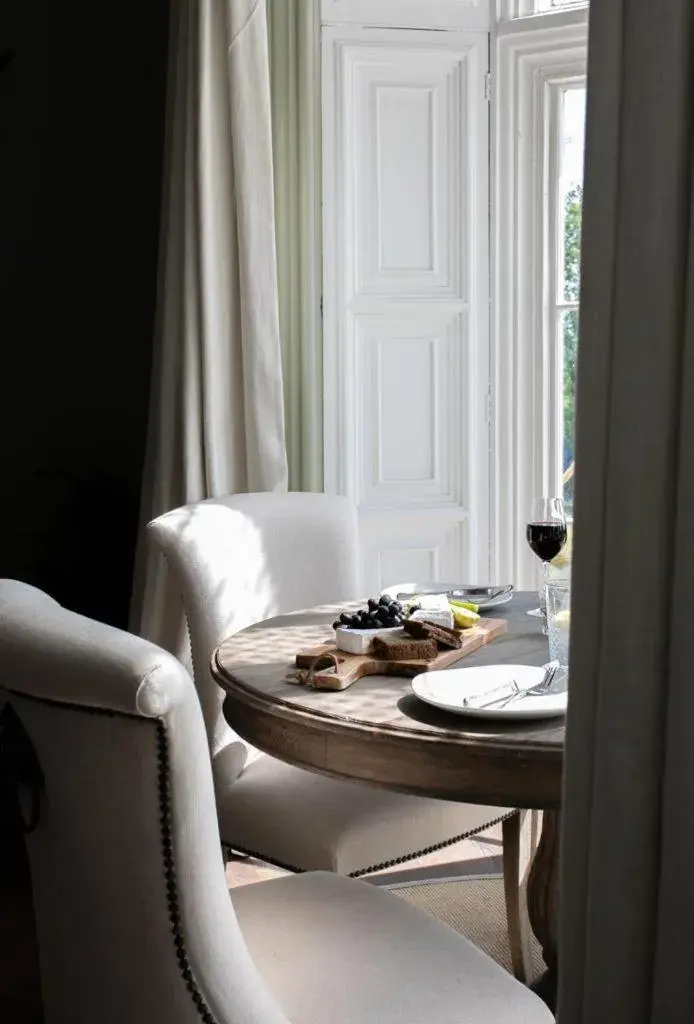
(501, 1), (588, 21)
(562, 308), (579, 514)
(558, 85), (585, 515)
(536, 0), (588, 10)
(559, 87), (586, 302)
(500, 1), (588, 22)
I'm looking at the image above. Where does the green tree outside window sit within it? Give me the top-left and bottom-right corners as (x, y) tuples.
(562, 183), (582, 512)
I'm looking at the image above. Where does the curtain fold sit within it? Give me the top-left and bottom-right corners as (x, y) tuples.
(130, 0), (287, 653)
(267, 0), (323, 491)
(559, 1), (694, 1020)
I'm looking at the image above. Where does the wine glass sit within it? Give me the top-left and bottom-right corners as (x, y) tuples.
(526, 498), (567, 622)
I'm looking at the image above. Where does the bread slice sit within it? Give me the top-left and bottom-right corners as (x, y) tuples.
(372, 635), (437, 662)
(403, 618), (463, 650)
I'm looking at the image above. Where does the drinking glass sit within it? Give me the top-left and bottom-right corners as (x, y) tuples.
(526, 497), (567, 624)
(545, 578), (571, 689)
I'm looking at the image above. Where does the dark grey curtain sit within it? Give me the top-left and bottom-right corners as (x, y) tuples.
(559, 1), (694, 1020)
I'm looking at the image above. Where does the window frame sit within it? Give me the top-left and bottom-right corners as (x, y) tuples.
(491, 8), (588, 587)
(497, 0), (588, 21)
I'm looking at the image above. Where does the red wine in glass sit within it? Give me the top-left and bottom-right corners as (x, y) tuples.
(526, 498), (567, 621)
(526, 522), (567, 563)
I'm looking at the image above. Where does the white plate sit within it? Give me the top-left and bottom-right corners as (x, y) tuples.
(382, 582), (514, 611)
(411, 665), (567, 720)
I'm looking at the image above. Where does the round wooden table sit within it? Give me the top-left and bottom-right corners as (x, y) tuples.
(213, 592), (564, 1005)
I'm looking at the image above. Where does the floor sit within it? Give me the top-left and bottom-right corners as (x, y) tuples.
(226, 820), (504, 888)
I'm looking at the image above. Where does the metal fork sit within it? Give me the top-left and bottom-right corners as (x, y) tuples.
(482, 661), (560, 709)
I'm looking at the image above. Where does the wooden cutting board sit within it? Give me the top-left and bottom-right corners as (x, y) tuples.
(294, 618), (507, 690)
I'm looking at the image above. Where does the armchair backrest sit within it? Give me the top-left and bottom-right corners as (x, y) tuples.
(146, 492), (360, 777)
(0, 580), (287, 1024)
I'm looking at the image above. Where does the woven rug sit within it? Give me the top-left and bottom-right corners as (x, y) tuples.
(388, 875), (545, 982)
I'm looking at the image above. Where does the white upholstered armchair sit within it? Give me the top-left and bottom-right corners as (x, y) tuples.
(0, 579), (551, 1024)
(146, 492), (514, 876)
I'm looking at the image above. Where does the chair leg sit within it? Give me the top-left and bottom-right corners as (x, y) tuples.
(223, 846), (253, 864)
(502, 809), (540, 983)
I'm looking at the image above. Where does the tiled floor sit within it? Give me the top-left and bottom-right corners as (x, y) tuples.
(226, 820), (503, 889)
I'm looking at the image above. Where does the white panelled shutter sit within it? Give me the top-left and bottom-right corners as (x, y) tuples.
(322, 26), (491, 592)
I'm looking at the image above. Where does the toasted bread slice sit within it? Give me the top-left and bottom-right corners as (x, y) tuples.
(403, 618), (463, 650)
(372, 635), (438, 662)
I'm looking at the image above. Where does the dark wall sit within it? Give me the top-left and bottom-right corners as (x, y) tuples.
(0, 2), (169, 628)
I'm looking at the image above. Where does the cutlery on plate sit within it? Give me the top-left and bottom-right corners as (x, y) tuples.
(463, 661), (560, 710)
(491, 661), (560, 708)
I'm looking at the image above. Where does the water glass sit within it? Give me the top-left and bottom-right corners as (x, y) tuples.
(544, 578), (571, 688)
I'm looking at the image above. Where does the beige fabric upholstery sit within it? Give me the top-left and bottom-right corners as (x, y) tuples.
(0, 580), (550, 1024)
(147, 492), (361, 773)
(0, 580), (286, 1024)
(234, 871), (552, 1024)
(147, 492), (510, 874)
(217, 753), (508, 875)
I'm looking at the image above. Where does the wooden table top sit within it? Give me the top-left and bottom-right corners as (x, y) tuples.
(213, 592), (565, 809)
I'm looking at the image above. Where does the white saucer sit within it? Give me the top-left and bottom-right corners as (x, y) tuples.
(382, 582), (514, 611)
(382, 585), (513, 606)
(411, 664), (567, 720)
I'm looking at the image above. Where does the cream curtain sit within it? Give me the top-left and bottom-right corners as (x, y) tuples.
(267, 0), (323, 491)
(559, 0), (694, 1020)
(130, 0), (288, 653)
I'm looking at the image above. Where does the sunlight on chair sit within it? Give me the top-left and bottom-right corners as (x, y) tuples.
(174, 504), (278, 637)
